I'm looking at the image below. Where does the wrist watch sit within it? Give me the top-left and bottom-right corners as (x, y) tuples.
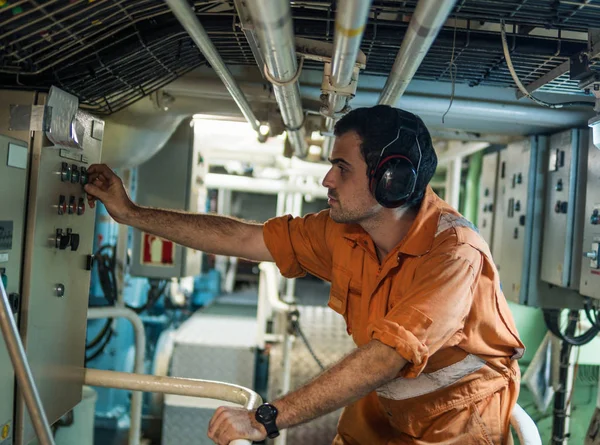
(255, 403), (280, 439)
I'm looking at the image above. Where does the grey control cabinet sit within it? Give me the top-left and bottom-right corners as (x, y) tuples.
(0, 132), (30, 445)
(579, 133), (600, 299)
(13, 90), (104, 444)
(478, 152), (499, 249)
(494, 139), (532, 304)
(131, 118), (205, 279)
(540, 129), (588, 290)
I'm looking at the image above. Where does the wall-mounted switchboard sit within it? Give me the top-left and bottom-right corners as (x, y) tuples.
(494, 139), (532, 304)
(9, 88), (104, 444)
(540, 129), (588, 290)
(580, 134), (600, 300)
(477, 151), (499, 249)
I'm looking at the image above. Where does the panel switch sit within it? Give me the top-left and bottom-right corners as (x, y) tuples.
(584, 242), (600, 269)
(61, 162), (72, 182)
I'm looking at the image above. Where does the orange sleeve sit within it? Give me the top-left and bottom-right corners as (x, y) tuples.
(367, 246), (482, 378)
(263, 209), (335, 282)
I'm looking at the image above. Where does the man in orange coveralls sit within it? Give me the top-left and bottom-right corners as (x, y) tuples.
(85, 105), (524, 445)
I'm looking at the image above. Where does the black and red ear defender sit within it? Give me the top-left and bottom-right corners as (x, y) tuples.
(368, 109), (423, 208)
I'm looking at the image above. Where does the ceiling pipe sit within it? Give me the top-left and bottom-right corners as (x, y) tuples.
(378, 0), (457, 105)
(165, 0), (261, 133)
(325, 0), (372, 117)
(245, 0), (308, 158)
(321, 1), (372, 157)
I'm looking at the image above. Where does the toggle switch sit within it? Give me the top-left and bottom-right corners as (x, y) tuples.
(80, 166), (88, 186)
(61, 162), (71, 182)
(71, 164), (80, 184)
(592, 209), (599, 225)
(58, 195), (66, 215)
(70, 233), (80, 252)
(68, 196), (76, 215)
(77, 197), (85, 216)
(55, 229), (71, 250)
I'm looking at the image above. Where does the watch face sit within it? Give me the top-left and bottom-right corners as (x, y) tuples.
(257, 404), (276, 422)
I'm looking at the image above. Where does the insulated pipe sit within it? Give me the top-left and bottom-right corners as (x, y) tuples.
(378, 0), (457, 105)
(246, 0), (308, 157)
(84, 369), (262, 445)
(0, 280), (55, 445)
(87, 307), (146, 445)
(165, 0), (261, 132)
(327, 0), (372, 114)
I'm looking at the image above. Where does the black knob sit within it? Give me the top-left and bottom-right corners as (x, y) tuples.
(488, 203), (493, 212)
(516, 173), (523, 184)
(519, 215), (526, 226)
(515, 201), (521, 212)
(560, 201), (568, 214)
(70, 233), (80, 252)
(484, 188), (490, 197)
(592, 211), (600, 225)
(57, 233), (70, 250)
(71, 164), (80, 183)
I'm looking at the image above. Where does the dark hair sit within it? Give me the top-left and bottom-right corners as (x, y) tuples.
(333, 104), (438, 208)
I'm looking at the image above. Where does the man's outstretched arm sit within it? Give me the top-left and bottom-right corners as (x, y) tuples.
(84, 163), (273, 262)
(207, 339), (407, 445)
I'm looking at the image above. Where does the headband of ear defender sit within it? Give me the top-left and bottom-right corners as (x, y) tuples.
(368, 109), (423, 208)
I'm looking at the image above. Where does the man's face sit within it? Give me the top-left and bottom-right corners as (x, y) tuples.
(322, 131), (381, 224)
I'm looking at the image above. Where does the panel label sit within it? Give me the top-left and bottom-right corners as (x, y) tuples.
(141, 233), (174, 266)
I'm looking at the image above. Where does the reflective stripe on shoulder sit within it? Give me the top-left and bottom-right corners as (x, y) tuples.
(376, 354), (486, 401)
(436, 213), (479, 237)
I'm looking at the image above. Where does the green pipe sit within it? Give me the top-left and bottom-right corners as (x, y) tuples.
(464, 151), (483, 224)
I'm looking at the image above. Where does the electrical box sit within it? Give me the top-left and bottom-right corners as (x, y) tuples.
(540, 129), (588, 289)
(0, 131), (30, 445)
(131, 118), (206, 279)
(579, 134), (600, 299)
(494, 140), (532, 304)
(9, 88), (104, 443)
(477, 151), (499, 249)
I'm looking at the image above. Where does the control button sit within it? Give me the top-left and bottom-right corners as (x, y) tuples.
(68, 196), (76, 214)
(488, 203), (493, 212)
(516, 173), (522, 184)
(555, 179), (563, 192)
(58, 195), (66, 215)
(61, 162), (72, 182)
(77, 198), (85, 216)
(71, 164), (80, 184)
(55, 283), (65, 298)
(592, 209), (599, 225)
(80, 167), (88, 185)
(484, 188), (490, 197)
(555, 201), (561, 214)
(515, 201), (521, 212)
(70, 233), (80, 252)
(519, 215), (526, 226)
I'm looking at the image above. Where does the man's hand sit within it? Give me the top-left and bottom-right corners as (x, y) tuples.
(84, 164), (136, 223)
(207, 407), (266, 445)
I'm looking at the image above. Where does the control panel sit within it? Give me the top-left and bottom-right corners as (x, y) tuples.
(579, 133), (600, 299)
(493, 139), (532, 304)
(12, 89), (104, 443)
(131, 118), (204, 279)
(477, 152), (499, 249)
(0, 130), (30, 445)
(540, 129), (588, 289)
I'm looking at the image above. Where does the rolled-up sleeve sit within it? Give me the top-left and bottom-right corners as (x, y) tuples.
(263, 210), (335, 282)
(367, 248), (481, 378)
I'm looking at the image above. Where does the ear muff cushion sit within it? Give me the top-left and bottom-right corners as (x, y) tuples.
(372, 156), (417, 206)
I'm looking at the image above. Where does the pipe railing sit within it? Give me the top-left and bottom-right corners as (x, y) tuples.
(378, 0), (457, 105)
(0, 279), (55, 445)
(246, 0), (308, 158)
(87, 306), (146, 445)
(84, 369), (262, 445)
(165, 0), (261, 133)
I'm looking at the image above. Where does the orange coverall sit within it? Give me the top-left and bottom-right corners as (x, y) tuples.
(263, 186), (525, 444)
